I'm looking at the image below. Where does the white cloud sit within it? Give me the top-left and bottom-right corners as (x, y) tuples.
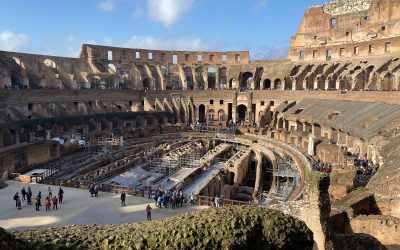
(124, 36), (208, 51)
(252, 46), (288, 60)
(147, 0), (194, 27)
(253, 0), (268, 11)
(0, 30), (31, 52)
(99, 0), (115, 12)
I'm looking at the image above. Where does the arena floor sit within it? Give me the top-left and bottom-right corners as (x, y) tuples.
(0, 181), (205, 230)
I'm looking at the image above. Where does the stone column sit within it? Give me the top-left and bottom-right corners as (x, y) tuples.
(301, 173), (336, 250)
(308, 133), (316, 156)
(253, 151), (263, 196)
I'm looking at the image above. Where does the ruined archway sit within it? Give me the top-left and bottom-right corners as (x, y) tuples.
(143, 78), (151, 90)
(263, 79), (271, 90)
(195, 67), (205, 90)
(207, 67), (216, 89)
(240, 72), (253, 89)
(184, 66), (194, 90)
(274, 79), (282, 90)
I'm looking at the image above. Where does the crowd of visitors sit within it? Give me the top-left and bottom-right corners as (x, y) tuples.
(13, 186), (64, 212)
(354, 156), (379, 184)
(311, 159), (332, 174)
(151, 187), (195, 209)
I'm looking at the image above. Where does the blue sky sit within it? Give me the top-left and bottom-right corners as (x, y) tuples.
(0, 0), (328, 60)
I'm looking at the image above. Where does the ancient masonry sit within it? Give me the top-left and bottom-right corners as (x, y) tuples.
(1, 0), (400, 249)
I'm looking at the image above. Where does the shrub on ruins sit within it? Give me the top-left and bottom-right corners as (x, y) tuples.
(11, 206), (313, 250)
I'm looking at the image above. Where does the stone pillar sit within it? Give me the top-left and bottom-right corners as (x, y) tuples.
(302, 80), (307, 90)
(308, 133), (316, 156)
(313, 79), (318, 90)
(335, 80), (340, 90)
(324, 80), (330, 90)
(301, 173), (336, 250)
(292, 78), (297, 90)
(253, 152), (263, 196)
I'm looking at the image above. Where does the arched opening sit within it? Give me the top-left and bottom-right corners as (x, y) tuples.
(237, 104), (247, 122)
(199, 104), (206, 123)
(254, 67), (264, 90)
(218, 109), (225, 121)
(195, 67), (204, 90)
(143, 78), (151, 90)
(108, 64), (116, 74)
(219, 67), (227, 89)
(184, 67), (194, 90)
(208, 109), (216, 121)
(381, 73), (394, 90)
(240, 72), (253, 89)
(149, 66), (161, 90)
(10, 70), (24, 89)
(263, 79), (271, 90)
(274, 79), (282, 90)
(207, 67), (216, 89)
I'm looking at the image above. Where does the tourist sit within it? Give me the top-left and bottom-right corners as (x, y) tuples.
(52, 195), (58, 210)
(94, 184), (99, 197)
(148, 185), (152, 199)
(215, 196), (220, 208)
(157, 195), (163, 208)
(34, 197), (40, 211)
(190, 193), (195, 206)
(48, 187), (52, 199)
(89, 184), (94, 197)
(38, 191), (42, 205)
(172, 195), (177, 209)
(16, 196), (22, 210)
(121, 191), (126, 207)
(27, 189), (32, 205)
(45, 197), (51, 211)
(179, 194), (184, 207)
(58, 187), (64, 203)
(58, 192), (63, 204)
(13, 192), (19, 208)
(21, 187), (26, 201)
(146, 205), (152, 221)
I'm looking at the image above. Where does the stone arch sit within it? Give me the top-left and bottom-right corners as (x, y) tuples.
(218, 109), (225, 121)
(240, 72), (253, 89)
(381, 73), (394, 90)
(143, 78), (151, 90)
(195, 67), (205, 90)
(184, 66), (194, 90)
(263, 79), (271, 90)
(44, 59), (57, 69)
(149, 65), (161, 90)
(284, 77), (292, 90)
(207, 67), (216, 89)
(208, 109), (216, 121)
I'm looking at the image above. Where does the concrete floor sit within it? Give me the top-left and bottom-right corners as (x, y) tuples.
(0, 181), (205, 230)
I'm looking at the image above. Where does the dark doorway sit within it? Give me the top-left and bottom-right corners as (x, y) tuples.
(237, 105), (247, 122)
(199, 104), (206, 123)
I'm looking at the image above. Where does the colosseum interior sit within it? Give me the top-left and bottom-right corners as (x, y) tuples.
(1, 0), (400, 249)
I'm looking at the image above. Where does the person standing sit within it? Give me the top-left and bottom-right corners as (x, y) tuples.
(190, 193), (195, 206)
(58, 187), (64, 204)
(48, 187), (52, 199)
(21, 187), (26, 201)
(45, 197), (51, 211)
(215, 196), (220, 208)
(16, 196), (22, 210)
(13, 192), (19, 208)
(34, 197), (40, 211)
(38, 191), (42, 206)
(146, 205), (152, 221)
(94, 185), (99, 198)
(121, 191), (126, 207)
(27, 189), (32, 205)
(52, 195), (58, 210)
